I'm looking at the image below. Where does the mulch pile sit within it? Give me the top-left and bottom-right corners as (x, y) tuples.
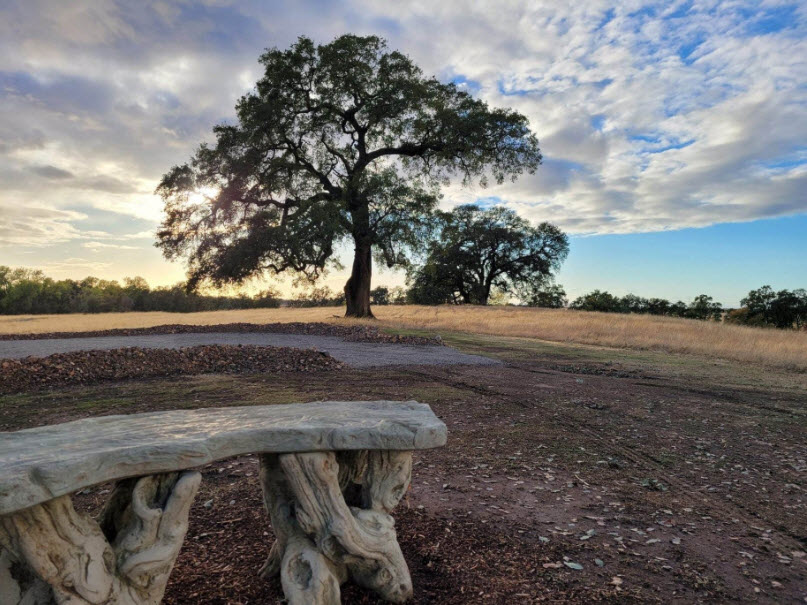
(0, 321), (443, 346)
(0, 345), (342, 395)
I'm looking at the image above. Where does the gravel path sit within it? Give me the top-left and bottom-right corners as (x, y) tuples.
(0, 333), (499, 368)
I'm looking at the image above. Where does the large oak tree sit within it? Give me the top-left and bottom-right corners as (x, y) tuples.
(408, 205), (569, 305)
(156, 35), (542, 317)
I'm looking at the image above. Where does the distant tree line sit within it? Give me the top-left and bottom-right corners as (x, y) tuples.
(286, 287), (345, 308)
(566, 286), (806, 329)
(0, 267), (280, 314)
(568, 290), (724, 320)
(3, 264), (803, 330)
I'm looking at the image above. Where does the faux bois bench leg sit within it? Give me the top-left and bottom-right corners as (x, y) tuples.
(259, 450), (414, 605)
(0, 471), (200, 605)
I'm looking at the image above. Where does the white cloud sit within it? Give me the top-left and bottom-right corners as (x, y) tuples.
(82, 241), (140, 251)
(0, 202), (88, 247)
(121, 230), (155, 239)
(371, 1), (807, 234)
(0, 0), (804, 256)
(35, 258), (113, 275)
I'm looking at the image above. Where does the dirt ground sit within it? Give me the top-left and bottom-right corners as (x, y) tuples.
(3, 332), (806, 603)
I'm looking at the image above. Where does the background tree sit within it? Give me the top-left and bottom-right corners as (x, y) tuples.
(405, 260), (463, 305)
(407, 204), (568, 306)
(741, 285), (776, 323)
(156, 35), (542, 317)
(646, 297), (671, 316)
(370, 285), (390, 305)
(569, 290), (622, 313)
(669, 300), (689, 317)
(733, 286), (807, 329)
(522, 280), (567, 308)
(687, 294), (723, 321)
(619, 294), (649, 314)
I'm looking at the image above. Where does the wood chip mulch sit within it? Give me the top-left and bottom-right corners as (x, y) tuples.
(0, 322), (443, 346)
(0, 345), (342, 395)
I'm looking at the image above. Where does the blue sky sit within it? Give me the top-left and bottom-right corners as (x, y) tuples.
(0, 1), (805, 306)
(561, 214), (807, 306)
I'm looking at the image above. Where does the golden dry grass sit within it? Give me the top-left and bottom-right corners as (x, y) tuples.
(1, 305), (805, 371)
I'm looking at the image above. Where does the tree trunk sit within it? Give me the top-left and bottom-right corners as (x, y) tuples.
(467, 284), (490, 306)
(344, 236), (373, 318)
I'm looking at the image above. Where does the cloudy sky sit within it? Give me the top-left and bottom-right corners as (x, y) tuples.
(1, 0), (805, 305)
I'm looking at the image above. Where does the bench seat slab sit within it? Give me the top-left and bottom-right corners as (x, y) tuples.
(0, 400), (445, 516)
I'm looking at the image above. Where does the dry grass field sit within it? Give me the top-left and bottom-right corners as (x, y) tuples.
(2, 304), (805, 371)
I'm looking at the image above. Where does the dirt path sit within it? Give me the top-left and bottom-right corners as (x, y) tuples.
(0, 332), (499, 368)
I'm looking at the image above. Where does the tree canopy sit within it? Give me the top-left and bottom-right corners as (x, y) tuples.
(156, 34), (542, 317)
(523, 281), (567, 308)
(730, 285), (807, 329)
(407, 204), (569, 305)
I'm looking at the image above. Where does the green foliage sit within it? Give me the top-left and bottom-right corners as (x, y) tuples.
(730, 285), (807, 329)
(569, 291), (723, 321)
(0, 267), (280, 315)
(687, 294), (723, 321)
(156, 34), (542, 316)
(407, 204), (568, 305)
(370, 286), (389, 305)
(522, 280), (567, 308)
(368, 285), (407, 305)
(406, 261), (463, 305)
(569, 290), (622, 313)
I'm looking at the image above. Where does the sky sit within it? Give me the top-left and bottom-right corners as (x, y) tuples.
(0, 1), (805, 307)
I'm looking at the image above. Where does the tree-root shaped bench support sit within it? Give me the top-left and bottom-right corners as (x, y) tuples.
(0, 471), (200, 605)
(260, 450), (414, 605)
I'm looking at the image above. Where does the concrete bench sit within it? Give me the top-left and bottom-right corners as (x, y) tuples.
(0, 400), (446, 605)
